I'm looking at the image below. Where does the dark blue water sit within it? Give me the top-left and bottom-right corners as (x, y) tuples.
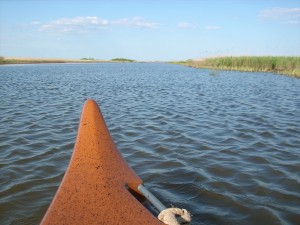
(0, 63), (299, 225)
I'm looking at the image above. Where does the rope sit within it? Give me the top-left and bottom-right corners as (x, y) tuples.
(158, 208), (191, 225)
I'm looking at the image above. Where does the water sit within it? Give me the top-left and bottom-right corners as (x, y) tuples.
(0, 63), (299, 225)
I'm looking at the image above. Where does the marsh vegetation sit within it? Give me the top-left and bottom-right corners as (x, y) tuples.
(0, 57), (135, 64)
(175, 56), (300, 78)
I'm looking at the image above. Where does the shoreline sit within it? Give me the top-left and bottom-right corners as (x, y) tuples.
(172, 56), (300, 78)
(0, 57), (112, 64)
(1, 56), (300, 78)
(0, 57), (140, 64)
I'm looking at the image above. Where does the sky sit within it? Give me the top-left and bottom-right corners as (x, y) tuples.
(0, 0), (300, 61)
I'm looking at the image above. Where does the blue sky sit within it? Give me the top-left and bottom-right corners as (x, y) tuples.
(0, 0), (300, 61)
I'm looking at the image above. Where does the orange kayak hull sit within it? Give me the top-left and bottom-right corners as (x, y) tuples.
(41, 99), (162, 224)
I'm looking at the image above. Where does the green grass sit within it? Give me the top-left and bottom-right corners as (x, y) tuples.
(0, 57), (110, 64)
(0, 57), (68, 64)
(0, 57), (136, 64)
(175, 56), (300, 78)
(111, 58), (135, 62)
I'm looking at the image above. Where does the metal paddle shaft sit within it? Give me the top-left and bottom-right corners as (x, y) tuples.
(138, 184), (166, 212)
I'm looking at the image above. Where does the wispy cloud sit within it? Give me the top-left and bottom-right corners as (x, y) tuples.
(259, 7), (300, 24)
(112, 17), (159, 28)
(205, 25), (221, 30)
(40, 16), (108, 32)
(39, 16), (159, 32)
(177, 22), (196, 29)
(31, 21), (41, 25)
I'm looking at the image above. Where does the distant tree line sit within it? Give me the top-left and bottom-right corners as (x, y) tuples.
(81, 58), (95, 60)
(111, 58), (135, 62)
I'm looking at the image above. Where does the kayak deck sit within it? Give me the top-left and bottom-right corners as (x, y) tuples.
(41, 99), (162, 224)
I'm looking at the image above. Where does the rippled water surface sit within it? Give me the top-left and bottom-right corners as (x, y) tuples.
(0, 63), (300, 225)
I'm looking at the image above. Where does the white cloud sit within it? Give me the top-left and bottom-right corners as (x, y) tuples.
(259, 7), (300, 24)
(39, 16), (159, 32)
(112, 17), (159, 29)
(39, 16), (109, 32)
(177, 22), (196, 29)
(205, 25), (221, 30)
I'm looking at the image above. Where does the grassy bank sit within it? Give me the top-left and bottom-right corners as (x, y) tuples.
(0, 57), (136, 64)
(175, 56), (300, 78)
(1, 58), (69, 64)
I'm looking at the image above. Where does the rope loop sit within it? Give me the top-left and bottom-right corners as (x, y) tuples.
(158, 208), (191, 225)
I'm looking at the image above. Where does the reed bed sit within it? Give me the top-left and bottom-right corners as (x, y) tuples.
(0, 58), (68, 64)
(0, 57), (109, 64)
(177, 56), (300, 78)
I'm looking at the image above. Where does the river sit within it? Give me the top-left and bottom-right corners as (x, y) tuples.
(0, 63), (299, 225)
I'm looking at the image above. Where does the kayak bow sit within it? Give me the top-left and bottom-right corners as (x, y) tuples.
(41, 99), (162, 224)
